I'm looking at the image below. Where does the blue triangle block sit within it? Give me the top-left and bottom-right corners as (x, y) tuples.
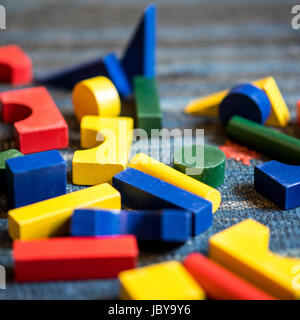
(121, 4), (156, 87)
(35, 53), (131, 97)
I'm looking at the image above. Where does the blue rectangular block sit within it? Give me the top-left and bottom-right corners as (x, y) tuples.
(6, 150), (66, 208)
(112, 168), (212, 236)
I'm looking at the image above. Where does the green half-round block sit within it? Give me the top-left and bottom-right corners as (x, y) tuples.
(173, 144), (225, 188)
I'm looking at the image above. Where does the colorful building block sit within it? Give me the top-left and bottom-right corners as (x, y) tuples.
(183, 253), (275, 300)
(129, 153), (221, 212)
(72, 116), (133, 185)
(0, 149), (23, 191)
(133, 76), (162, 135)
(254, 160), (300, 209)
(121, 4), (156, 87)
(119, 261), (205, 300)
(226, 116), (300, 165)
(8, 183), (121, 240)
(0, 87), (69, 154)
(184, 77), (290, 127)
(209, 219), (300, 299)
(71, 208), (192, 242)
(72, 76), (121, 122)
(6, 150), (66, 208)
(173, 144), (225, 188)
(219, 83), (271, 125)
(0, 45), (32, 85)
(112, 168), (212, 236)
(297, 100), (300, 126)
(14, 235), (138, 282)
(36, 53), (131, 96)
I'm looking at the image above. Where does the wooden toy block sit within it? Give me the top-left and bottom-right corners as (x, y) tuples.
(226, 116), (300, 165)
(184, 77), (290, 127)
(72, 76), (121, 122)
(119, 260), (205, 300)
(133, 76), (162, 135)
(173, 144), (225, 188)
(72, 116), (133, 185)
(129, 153), (221, 212)
(36, 53), (131, 96)
(209, 219), (300, 299)
(13, 235), (138, 282)
(6, 150), (66, 208)
(297, 100), (300, 126)
(121, 4), (156, 87)
(0, 45), (32, 85)
(254, 160), (300, 209)
(112, 168), (212, 236)
(71, 208), (192, 242)
(0, 149), (23, 191)
(0, 86), (69, 154)
(219, 83), (271, 125)
(183, 253), (275, 300)
(8, 183), (121, 240)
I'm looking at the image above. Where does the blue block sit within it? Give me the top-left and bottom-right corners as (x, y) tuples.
(112, 168), (212, 236)
(36, 53), (131, 97)
(5, 150), (66, 208)
(254, 160), (300, 210)
(121, 4), (156, 87)
(219, 83), (271, 125)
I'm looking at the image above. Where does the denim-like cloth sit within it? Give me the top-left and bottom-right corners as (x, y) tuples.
(0, 0), (300, 299)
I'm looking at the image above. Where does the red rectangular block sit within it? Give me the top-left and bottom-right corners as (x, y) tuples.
(13, 235), (138, 282)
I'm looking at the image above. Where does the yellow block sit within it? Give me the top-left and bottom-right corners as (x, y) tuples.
(209, 219), (300, 300)
(119, 261), (205, 300)
(129, 153), (221, 213)
(73, 116), (133, 186)
(8, 183), (121, 240)
(72, 76), (121, 122)
(184, 77), (290, 127)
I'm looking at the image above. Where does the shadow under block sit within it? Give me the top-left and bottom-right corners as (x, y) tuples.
(184, 77), (290, 127)
(254, 160), (300, 209)
(8, 183), (121, 240)
(173, 144), (225, 188)
(72, 76), (121, 122)
(119, 261), (205, 300)
(226, 116), (300, 165)
(0, 45), (32, 85)
(6, 150), (66, 208)
(0, 86), (69, 154)
(72, 116), (133, 186)
(14, 235), (138, 282)
(71, 208), (192, 242)
(133, 76), (162, 135)
(112, 168), (212, 236)
(183, 253), (274, 300)
(209, 219), (300, 299)
(129, 153), (221, 212)
(121, 4), (156, 86)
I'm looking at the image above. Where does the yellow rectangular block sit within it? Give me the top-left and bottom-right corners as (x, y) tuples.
(9, 183), (121, 240)
(209, 219), (300, 300)
(119, 261), (205, 300)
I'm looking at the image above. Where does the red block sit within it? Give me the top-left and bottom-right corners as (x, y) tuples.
(13, 235), (139, 282)
(183, 253), (275, 300)
(0, 86), (69, 154)
(297, 101), (300, 126)
(0, 45), (32, 85)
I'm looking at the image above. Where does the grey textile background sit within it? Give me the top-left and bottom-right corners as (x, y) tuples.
(0, 0), (300, 299)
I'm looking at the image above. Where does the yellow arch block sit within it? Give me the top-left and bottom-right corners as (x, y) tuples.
(72, 76), (121, 122)
(209, 219), (300, 299)
(72, 116), (133, 186)
(129, 153), (221, 213)
(8, 183), (121, 240)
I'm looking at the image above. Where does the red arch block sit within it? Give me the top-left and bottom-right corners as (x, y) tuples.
(0, 86), (69, 154)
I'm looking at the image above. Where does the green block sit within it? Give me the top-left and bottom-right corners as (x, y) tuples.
(173, 144), (226, 188)
(133, 76), (162, 136)
(226, 116), (300, 164)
